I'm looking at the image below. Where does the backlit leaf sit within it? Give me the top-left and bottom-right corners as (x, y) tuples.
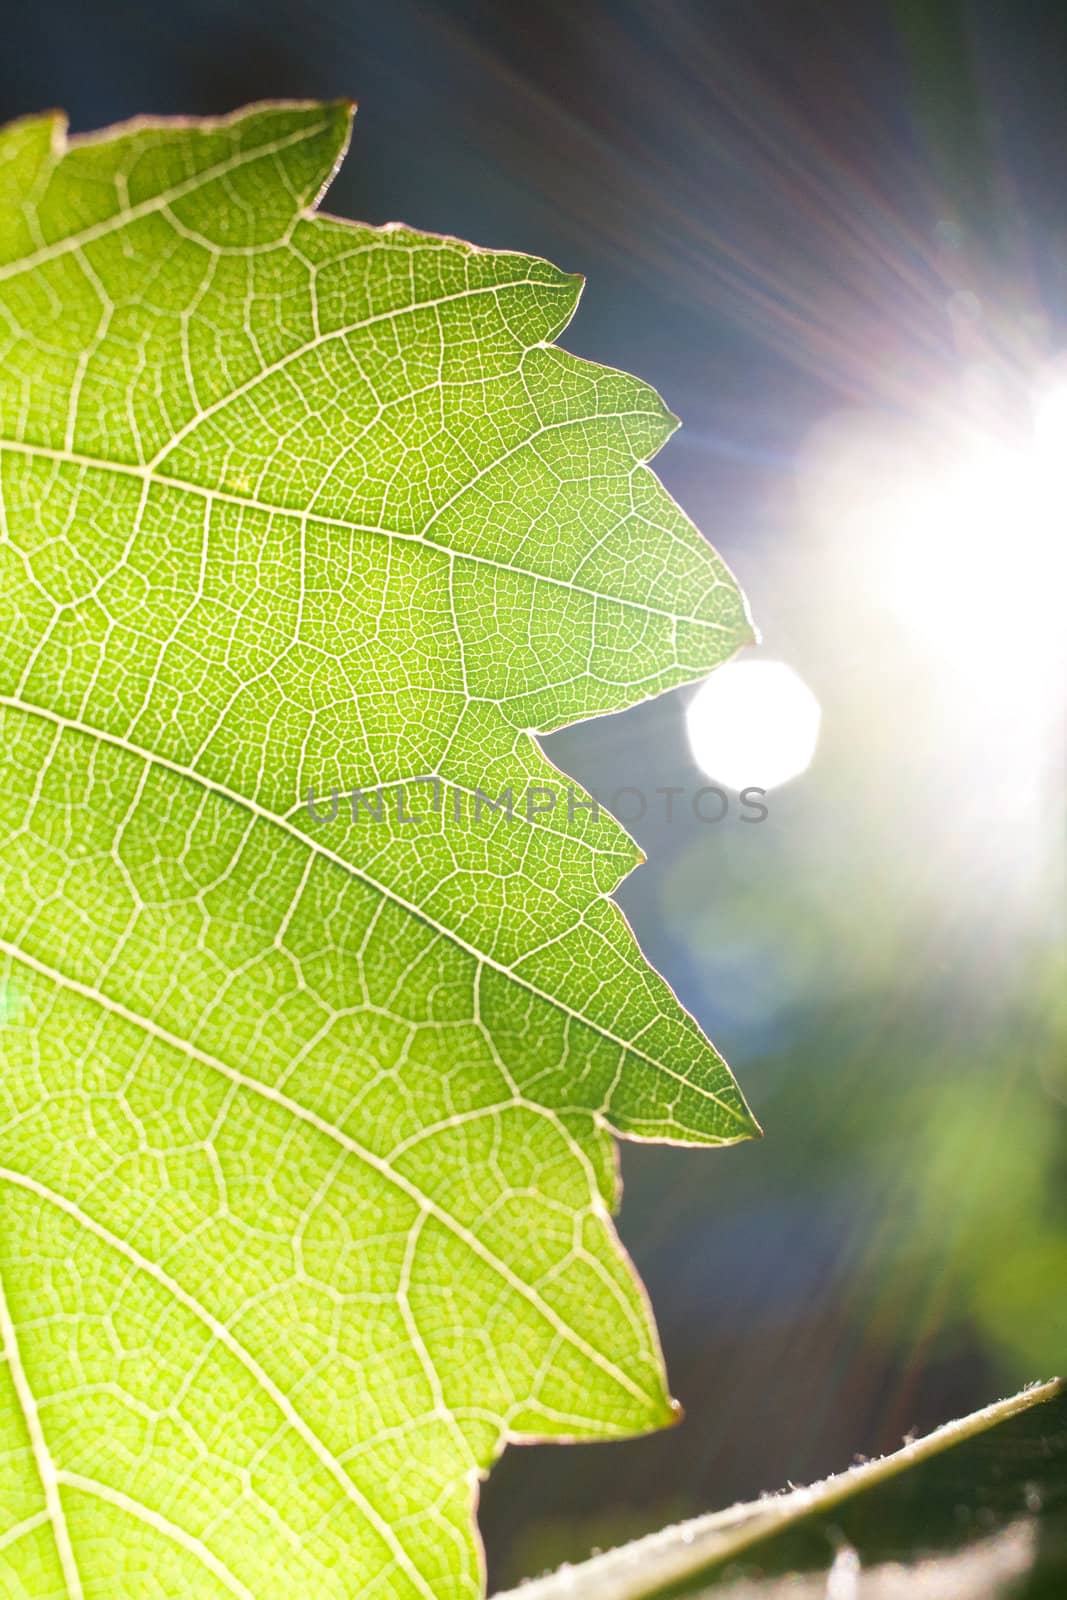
(0, 101), (755, 1598)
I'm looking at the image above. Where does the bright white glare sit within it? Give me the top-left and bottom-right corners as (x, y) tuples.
(1035, 379), (1067, 460)
(876, 380), (1067, 676)
(686, 659), (821, 791)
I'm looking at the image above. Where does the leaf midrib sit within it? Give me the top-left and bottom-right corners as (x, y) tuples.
(0, 110), (336, 286)
(0, 437), (731, 631)
(0, 1257), (85, 1598)
(0, 1163), (437, 1600)
(1, 694), (748, 1130)
(0, 939), (657, 1412)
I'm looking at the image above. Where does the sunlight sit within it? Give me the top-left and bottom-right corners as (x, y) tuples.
(875, 379), (1067, 679)
(686, 658), (822, 791)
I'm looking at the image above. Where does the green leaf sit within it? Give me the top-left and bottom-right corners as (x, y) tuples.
(0, 102), (756, 1598)
(493, 1378), (1066, 1599)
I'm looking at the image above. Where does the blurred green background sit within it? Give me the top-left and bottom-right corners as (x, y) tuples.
(5, 0), (1064, 1587)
